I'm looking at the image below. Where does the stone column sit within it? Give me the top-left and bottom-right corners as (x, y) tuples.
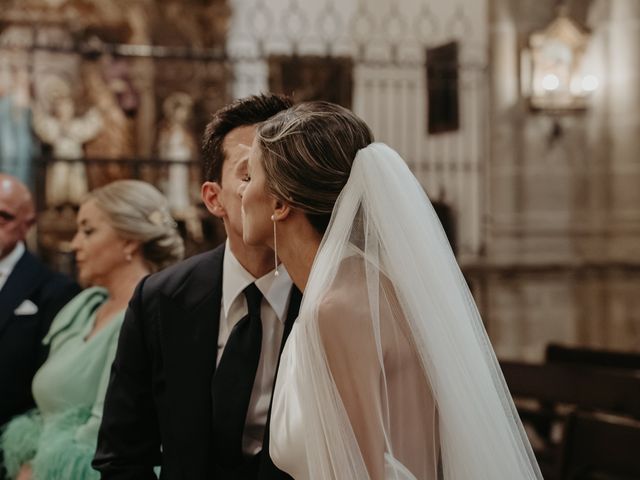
(575, 0), (611, 261)
(607, 0), (640, 261)
(488, 0), (523, 263)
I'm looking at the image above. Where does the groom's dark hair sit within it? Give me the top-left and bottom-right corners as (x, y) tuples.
(202, 93), (293, 182)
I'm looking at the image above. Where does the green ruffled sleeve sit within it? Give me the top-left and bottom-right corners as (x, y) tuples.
(2, 407), (102, 480)
(30, 314), (123, 480)
(1, 410), (43, 478)
(43, 287), (108, 354)
(31, 408), (98, 480)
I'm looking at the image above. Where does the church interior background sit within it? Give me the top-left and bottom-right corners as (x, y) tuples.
(1, 0), (639, 362)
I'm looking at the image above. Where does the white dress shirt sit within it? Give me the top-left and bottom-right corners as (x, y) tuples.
(218, 241), (293, 455)
(0, 242), (25, 292)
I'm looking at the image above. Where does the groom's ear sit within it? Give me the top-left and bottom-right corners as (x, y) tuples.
(202, 181), (225, 218)
(272, 198), (291, 222)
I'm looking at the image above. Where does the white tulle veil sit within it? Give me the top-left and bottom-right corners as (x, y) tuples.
(274, 142), (542, 479)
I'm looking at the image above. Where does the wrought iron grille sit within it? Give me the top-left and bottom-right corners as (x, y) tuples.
(229, 0), (489, 259)
(0, 0), (488, 260)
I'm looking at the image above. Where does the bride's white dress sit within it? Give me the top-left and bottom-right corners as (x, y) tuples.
(270, 323), (437, 480)
(269, 324), (309, 480)
(269, 143), (543, 480)
(270, 257), (440, 480)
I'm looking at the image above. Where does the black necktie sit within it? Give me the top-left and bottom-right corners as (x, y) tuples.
(212, 283), (263, 465)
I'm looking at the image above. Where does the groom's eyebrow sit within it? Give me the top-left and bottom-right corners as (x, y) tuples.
(236, 144), (251, 161)
(235, 158), (248, 173)
(235, 143), (251, 160)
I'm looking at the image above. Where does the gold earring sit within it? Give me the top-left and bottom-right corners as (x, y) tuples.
(271, 214), (279, 277)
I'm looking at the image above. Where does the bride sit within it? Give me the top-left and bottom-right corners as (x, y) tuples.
(239, 101), (542, 479)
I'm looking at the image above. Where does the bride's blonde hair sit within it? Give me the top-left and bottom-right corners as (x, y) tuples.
(256, 101), (373, 234)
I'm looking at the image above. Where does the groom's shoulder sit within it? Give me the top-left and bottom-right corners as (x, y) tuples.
(142, 244), (225, 298)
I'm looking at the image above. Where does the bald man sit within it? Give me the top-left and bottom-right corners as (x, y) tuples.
(0, 174), (80, 429)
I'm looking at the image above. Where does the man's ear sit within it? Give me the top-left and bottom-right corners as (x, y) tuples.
(202, 181), (225, 218)
(272, 199), (291, 222)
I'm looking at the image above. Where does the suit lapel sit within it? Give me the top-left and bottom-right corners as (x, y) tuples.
(0, 251), (46, 337)
(159, 245), (224, 476)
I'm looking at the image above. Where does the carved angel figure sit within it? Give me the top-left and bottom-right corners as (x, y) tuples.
(34, 93), (102, 207)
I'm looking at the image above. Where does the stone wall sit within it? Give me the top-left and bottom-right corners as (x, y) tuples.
(484, 0), (640, 360)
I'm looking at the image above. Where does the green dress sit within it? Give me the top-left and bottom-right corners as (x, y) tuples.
(1, 287), (124, 480)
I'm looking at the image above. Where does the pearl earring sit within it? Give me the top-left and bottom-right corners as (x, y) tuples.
(271, 214), (279, 277)
(125, 252), (132, 262)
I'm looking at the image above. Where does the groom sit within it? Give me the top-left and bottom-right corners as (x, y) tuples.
(93, 94), (299, 479)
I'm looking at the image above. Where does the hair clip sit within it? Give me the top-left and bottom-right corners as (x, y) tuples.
(148, 209), (177, 228)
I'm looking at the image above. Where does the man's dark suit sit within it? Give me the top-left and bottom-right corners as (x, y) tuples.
(0, 249), (80, 427)
(93, 244), (302, 480)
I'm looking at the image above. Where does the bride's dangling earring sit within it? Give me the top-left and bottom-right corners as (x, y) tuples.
(271, 214), (279, 277)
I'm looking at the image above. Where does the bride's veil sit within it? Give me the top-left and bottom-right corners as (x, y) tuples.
(290, 143), (542, 479)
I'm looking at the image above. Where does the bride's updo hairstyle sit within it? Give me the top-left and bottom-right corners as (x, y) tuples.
(86, 180), (184, 272)
(256, 101), (373, 234)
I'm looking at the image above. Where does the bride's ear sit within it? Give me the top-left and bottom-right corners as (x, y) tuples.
(272, 198), (291, 222)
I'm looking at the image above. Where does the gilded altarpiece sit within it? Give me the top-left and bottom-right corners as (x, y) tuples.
(0, 0), (231, 271)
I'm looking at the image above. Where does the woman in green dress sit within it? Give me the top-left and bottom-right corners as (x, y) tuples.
(1, 180), (184, 480)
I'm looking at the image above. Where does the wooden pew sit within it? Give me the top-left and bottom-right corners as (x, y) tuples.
(500, 361), (640, 479)
(546, 344), (640, 372)
(560, 411), (640, 480)
(500, 361), (640, 419)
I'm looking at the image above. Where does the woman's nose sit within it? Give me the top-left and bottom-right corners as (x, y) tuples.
(238, 182), (247, 198)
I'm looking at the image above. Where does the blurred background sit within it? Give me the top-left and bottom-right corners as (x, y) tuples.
(1, 0), (639, 476)
(1, 0), (638, 357)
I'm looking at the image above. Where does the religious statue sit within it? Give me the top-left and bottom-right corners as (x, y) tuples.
(33, 90), (103, 208)
(157, 91), (202, 241)
(0, 67), (37, 188)
(83, 58), (139, 188)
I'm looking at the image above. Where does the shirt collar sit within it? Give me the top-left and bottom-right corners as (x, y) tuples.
(222, 240), (293, 323)
(0, 242), (25, 276)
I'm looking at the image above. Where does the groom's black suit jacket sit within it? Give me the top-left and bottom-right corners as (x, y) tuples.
(93, 244), (301, 480)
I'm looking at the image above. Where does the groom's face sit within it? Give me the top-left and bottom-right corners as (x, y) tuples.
(214, 125), (256, 240)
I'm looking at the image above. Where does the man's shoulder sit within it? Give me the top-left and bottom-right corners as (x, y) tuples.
(15, 249), (45, 274)
(20, 251), (79, 296)
(141, 244), (225, 298)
